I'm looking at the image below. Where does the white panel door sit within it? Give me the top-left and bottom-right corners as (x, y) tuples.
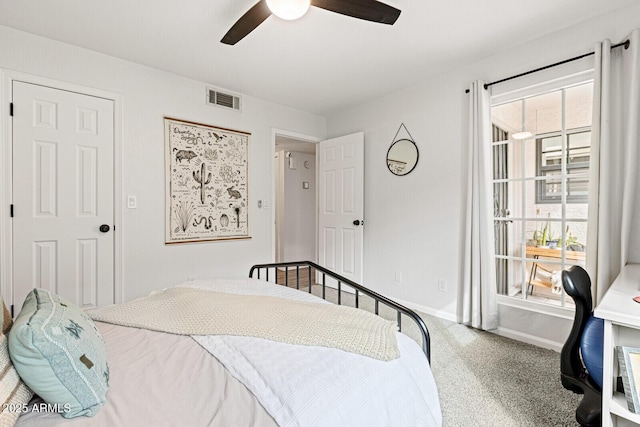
(318, 132), (364, 284)
(12, 81), (115, 313)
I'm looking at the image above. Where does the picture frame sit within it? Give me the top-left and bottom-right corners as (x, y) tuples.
(617, 345), (640, 413)
(164, 117), (250, 244)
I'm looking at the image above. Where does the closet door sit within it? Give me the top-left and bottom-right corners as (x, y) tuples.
(12, 81), (115, 313)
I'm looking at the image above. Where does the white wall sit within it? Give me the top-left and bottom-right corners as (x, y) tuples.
(326, 3), (640, 345)
(0, 25), (326, 302)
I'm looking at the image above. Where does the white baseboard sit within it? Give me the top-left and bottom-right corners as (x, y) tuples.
(392, 297), (458, 323)
(493, 326), (563, 352)
(374, 296), (563, 352)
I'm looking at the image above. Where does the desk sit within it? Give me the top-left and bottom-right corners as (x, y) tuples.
(595, 264), (640, 426)
(526, 246), (586, 261)
(526, 246), (586, 294)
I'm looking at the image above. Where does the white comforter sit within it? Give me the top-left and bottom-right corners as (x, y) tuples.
(185, 278), (442, 427)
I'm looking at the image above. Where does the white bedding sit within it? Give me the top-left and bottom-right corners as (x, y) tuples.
(185, 278), (442, 427)
(15, 278), (441, 426)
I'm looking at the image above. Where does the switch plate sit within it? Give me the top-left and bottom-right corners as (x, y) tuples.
(438, 279), (447, 293)
(263, 200), (270, 209)
(127, 196), (137, 209)
(395, 271), (402, 282)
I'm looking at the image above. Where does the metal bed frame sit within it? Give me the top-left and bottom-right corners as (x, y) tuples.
(249, 260), (431, 363)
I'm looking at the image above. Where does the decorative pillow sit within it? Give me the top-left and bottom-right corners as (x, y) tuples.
(8, 289), (109, 418)
(0, 294), (33, 426)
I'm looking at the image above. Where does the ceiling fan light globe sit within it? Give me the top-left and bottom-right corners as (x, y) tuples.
(266, 0), (310, 20)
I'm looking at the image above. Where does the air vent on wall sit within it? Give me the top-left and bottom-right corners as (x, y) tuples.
(206, 87), (242, 112)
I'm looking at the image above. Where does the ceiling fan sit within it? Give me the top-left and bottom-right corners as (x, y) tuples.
(221, 0), (401, 45)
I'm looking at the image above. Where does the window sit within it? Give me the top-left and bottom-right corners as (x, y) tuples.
(536, 131), (591, 203)
(491, 80), (593, 308)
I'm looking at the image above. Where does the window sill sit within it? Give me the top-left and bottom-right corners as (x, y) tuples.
(496, 294), (575, 321)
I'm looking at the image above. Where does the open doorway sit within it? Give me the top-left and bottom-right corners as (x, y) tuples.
(274, 136), (317, 263)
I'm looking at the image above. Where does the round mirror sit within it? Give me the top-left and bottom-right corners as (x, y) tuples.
(386, 139), (419, 176)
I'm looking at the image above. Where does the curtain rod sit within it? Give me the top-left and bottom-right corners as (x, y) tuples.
(464, 39), (630, 94)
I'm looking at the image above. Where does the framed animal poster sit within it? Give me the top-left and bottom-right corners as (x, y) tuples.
(165, 117), (250, 243)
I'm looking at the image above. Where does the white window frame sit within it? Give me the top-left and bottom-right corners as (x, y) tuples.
(490, 68), (594, 314)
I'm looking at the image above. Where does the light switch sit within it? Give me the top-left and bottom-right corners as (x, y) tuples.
(127, 196), (137, 209)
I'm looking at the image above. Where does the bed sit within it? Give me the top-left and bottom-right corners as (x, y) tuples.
(5, 261), (441, 426)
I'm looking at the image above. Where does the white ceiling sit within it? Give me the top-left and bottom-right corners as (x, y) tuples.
(0, 0), (634, 116)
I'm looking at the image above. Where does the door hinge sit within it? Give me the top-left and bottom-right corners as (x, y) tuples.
(10, 305), (14, 318)
(9, 103), (13, 117)
(10, 204), (13, 217)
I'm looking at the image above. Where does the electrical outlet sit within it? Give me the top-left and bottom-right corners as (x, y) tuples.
(395, 271), (402, 282)
(437, 279), (447, 293)
(127, 195), (137, 209)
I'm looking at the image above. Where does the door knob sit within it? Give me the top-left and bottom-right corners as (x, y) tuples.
(353, 220), (363, 226)
(99, 224), (111, 233)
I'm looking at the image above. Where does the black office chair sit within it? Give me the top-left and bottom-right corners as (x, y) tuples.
(560, 265), (602, 427)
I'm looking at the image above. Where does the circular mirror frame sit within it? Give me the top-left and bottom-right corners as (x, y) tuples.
(386, 138), (419, 176)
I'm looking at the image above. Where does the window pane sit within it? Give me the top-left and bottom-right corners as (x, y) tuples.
(539, 174), (562, 201)
(524, 178), (535, 210)
(494, 140), (525, 180)
(497, 259), (526, 297)
(492, 100), (523, 140)
(494, 181), (522, 219)
(523, 139), (537, 178)
(563, 221), (588, 252)
(525, 220), (542, 247)
(568, 131), (591, 165)
(525, 91), (562, 135)
(540, 136), (562, 167)
(568, 149), (589, 165)
(492, 125), (509, 143)
(566, 83), (594, 129)
(492, 142), (509, 180)
(531, 210), (562, 242)
(566, 203), (588, 221)
(494, 220), (522, 257)
(494, 223), (509, 258)
(567, 175), (589, 199)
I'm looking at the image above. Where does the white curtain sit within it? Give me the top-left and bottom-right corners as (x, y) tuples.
(459, 80), (498, 330)
(587, 29), (640, 305)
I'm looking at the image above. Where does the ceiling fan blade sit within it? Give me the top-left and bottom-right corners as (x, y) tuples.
(311, 0), (400, 25)
(221, 0), (272, 45)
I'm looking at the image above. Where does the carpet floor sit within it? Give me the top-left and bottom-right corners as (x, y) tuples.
(417, 314), (582, 426)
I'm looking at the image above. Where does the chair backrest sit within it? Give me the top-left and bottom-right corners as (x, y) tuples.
(561, 265), (593, 379)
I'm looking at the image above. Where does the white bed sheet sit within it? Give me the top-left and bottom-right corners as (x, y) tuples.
(186, 278), (442, 427)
